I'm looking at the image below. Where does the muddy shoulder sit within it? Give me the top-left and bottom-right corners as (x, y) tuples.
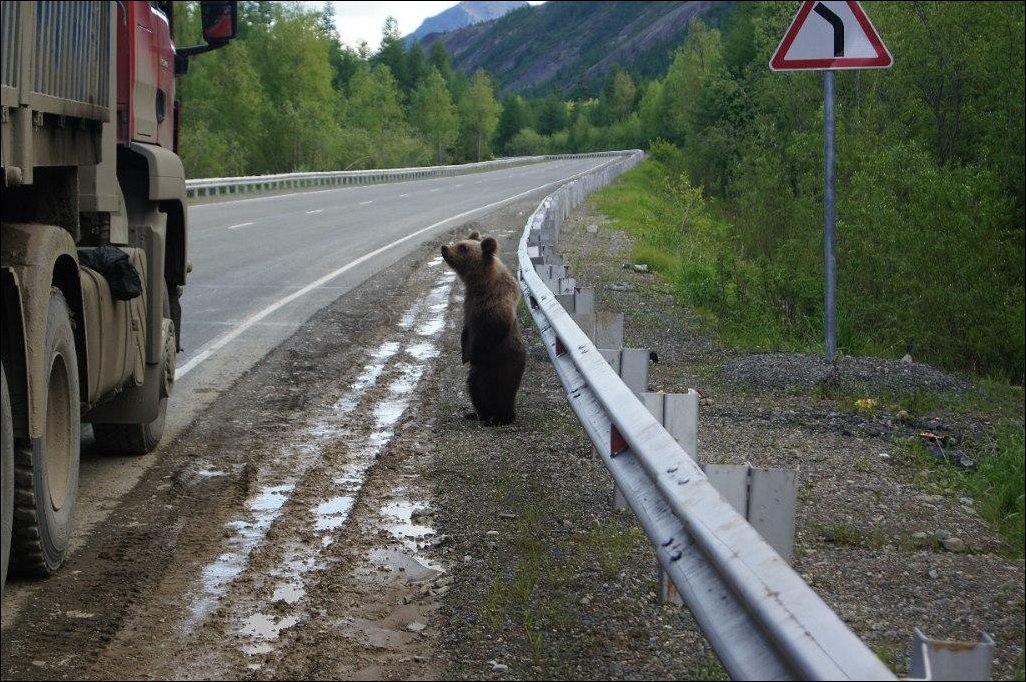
(428, 204), (1025, 679)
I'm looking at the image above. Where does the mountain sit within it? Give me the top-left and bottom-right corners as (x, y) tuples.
(405, 2), (528, 45)
(420, 1), (729, 97)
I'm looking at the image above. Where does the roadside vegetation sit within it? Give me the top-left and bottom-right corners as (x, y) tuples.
(583, 3), (1024, 552)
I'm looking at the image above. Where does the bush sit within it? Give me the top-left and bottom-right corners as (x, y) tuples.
(506, 128), (549, 156)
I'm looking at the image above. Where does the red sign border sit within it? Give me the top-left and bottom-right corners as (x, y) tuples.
(769, 1), (893, 71)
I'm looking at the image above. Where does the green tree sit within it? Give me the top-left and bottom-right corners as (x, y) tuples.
(403, 42), (430, 94)
(507, 127), (548, 156)
(411, 68), (459, 163)
(241, 3), (339, 171)
(343, 64), (406, 136)
(317, 3), (361, 90)
(458, 70), (501, 162)
(428, 40), (454, 83)
(494, 95), (528, 153)
(374, 16), (407, 91)
(537, 91), (567, 135)
(596, 65), (637, 124)
(659, 20), (722, 145)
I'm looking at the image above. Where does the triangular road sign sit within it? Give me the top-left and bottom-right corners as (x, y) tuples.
(770, 1), (893, 71)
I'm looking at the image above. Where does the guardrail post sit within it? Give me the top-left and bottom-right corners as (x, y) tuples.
(748, 467), (797, 563)
(664, 391), (699, 462)
(599, 347), (649, 511)
(701, 464), (797, 562)
(619, 349), (649, 395)
(910, 629), (994, 681)
(640, 391), (695, 606)
(594, 311), (624, 350)
(575, 288), (594, 314)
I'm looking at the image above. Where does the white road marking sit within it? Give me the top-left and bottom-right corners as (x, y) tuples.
(428, 188), (440, 193)
(398, 193), (410, 198)
(359, 200), (373, 205)
(175, 157), (613, 380)
(227, 222), (254, 230)
(306, 209), (323, 214)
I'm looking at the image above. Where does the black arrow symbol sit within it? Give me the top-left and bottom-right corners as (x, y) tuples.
(813, 2), (845, 57)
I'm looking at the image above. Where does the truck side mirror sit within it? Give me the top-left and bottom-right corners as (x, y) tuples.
(176, 0), (238, 71)
(201, 1), (238, 44)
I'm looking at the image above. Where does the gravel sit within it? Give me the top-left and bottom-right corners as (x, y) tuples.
(723, 352), (973, 395)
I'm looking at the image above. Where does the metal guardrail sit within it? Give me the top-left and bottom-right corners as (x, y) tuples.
(184, 152), (628, 198)
(515, 150), (898, 680)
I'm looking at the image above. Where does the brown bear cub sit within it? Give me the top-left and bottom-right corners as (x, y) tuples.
(441, 231), (526, 426)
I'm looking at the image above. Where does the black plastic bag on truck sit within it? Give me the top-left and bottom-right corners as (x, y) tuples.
(78, 246), (143, 301)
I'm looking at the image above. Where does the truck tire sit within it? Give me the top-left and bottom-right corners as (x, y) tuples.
(2, 363), (14, 593)
(11, 291), (81, 577)
(92, 311), (175, 457)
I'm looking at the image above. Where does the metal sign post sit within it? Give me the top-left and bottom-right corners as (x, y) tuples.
(769, 1), (893, 361)
(823, 69), (837, 361)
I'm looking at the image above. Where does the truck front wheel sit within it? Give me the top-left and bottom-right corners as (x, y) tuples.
(2, 362), (14, 592)
(11, 291), (81, 577)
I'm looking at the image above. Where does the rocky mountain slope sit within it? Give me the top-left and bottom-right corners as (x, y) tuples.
(420, 0), (727, 96)
(406, 1), (528, 45)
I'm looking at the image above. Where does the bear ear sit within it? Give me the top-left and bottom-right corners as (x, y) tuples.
(481, 236), (498, 259)
(468, 231), (482, 241)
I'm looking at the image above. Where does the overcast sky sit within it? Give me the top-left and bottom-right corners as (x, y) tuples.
(322, 1), (543, 52)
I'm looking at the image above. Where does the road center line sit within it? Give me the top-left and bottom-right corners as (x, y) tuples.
(306, 209), (323, 214)
(398, 193), (410, 198)
(359, 200), (373, 205)
(175, 157), (615, 380)
(227, 222), (254, 230)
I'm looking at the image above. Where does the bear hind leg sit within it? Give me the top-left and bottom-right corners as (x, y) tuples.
(484, 367), (519, 426)
(467, 369), (495, 424)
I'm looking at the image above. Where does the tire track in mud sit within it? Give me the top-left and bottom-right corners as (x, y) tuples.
(84, 258), (461, 680)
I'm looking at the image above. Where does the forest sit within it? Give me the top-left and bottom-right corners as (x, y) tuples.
(175, 1), (1024, 381)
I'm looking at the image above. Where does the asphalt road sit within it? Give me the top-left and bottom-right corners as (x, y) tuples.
(177, 156), (610, 380)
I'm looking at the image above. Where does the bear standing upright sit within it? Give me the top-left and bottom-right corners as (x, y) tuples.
(440, 231), (526, 426)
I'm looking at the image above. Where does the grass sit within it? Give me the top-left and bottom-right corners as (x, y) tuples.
(576, 521), (643, 578)
(816, 378), (1024, 424)
(692, 653), (729, 681)
(817, 522), (887, 550)
(967, 428), (1025, 551)
(812, 378), (1023, 554)
(872, 643), (906, 675)
(897, 426), (1025, 555)
(516, 295), (534, 330)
